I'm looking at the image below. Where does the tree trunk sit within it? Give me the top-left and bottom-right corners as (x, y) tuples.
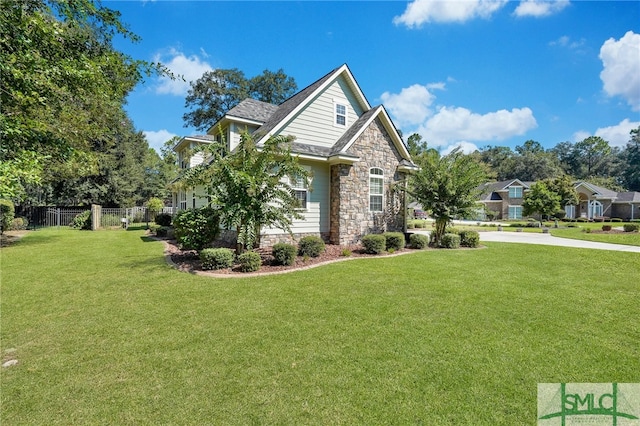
(431, 218), (448, 247)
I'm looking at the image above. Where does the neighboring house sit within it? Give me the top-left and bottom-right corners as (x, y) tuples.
(478, 179), (640, 220)
(478, 179), (531, 220)
(172, 64), (418, 246)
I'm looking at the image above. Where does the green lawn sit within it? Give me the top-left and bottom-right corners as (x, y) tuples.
(1, 228), (639, 424)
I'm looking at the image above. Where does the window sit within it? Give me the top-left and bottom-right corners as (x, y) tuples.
(369, 168), (384, 212)
(291, 175), (308, 210)
(335, 103), (347, 126)
(179, 191), (187, 211)
(508, 186), (523, 198)
(508, 205), (522, 219)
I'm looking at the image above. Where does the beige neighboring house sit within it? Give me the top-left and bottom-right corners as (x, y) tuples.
(172, 64), (418, 246)
(478, 179), (640, 221)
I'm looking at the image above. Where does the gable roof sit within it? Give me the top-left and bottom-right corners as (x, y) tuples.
(574, 181), (618, 199)
(253, 64), (371, 145)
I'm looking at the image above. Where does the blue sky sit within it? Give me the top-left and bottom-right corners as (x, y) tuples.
(110, 0), (640, 155)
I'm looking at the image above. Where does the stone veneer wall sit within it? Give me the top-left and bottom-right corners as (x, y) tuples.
(329, 118), (406, 245)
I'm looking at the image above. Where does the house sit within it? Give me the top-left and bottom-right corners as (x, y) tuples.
(478, 179), (640, 220)
(172, 64), (418, 246)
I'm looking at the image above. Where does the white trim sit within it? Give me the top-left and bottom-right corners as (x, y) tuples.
(508, 205), (523, 219)
(369, 167), (384, 212)
(333, 100), (348, 127)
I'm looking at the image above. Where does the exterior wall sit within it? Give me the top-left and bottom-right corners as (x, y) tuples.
(261, 162), (331, 236)
(279, 76), (365, 149)
(329, 118), (405, 245)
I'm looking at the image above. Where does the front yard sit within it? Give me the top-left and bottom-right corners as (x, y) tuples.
(1, 228), (639, 424)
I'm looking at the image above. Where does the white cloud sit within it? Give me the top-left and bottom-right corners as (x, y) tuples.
(380, 84), (439, 127)
(600, 31), (640, 111)
(381, 83), (538, 153)
(514, 0), (570, 18)
(153, 48), (213, 96)
(549, 35), (585, 50)
(595, 119), (640, 147)
(393, 0), (507, 27)
(441, 141), (480, 155)
(417, 106), (538, 147)
(144, 129), (178, 153)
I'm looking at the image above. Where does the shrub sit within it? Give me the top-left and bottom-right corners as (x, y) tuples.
(611, 218), (623, 222)
(155, 226), (171, 238)
(552, 210), (566, 220)
(0, 199), (15, 234)
(631, 219), (640, 223)
(238, 251), (262, 272)
(272, 243), (297, 266)
(155, 213), (172, 227)
(440, 233), (461, 249)
(383, 232), (405, 251)
(623, 224), (639, 232)
(576, 217), (588, 222)
(407, 222), (415, 229)
(172, 207), (220, 251)
(409, 233), (429, 249)
(510, 223), (527, 228)
(69, 210), (91, 230)
(200, 248), (234, 270)
(458, 230), (480, 248)
(602, 225), (612, 232)
(298, 235), (325, 258)
(341, 248), (352, 257)
(10, 216), (28, 231)
(362, 234), (386, 254)
(414, 221), (424, 229)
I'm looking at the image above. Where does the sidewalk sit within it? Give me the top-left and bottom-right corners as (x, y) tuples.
(412, 230), (640, 253)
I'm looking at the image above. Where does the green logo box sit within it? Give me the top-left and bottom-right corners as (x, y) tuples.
(538, 383), (640, 425)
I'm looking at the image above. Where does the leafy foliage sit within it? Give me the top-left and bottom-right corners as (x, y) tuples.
(272, 243), (297, 266)
(522, 181), (562, 220)
(0, 0), (168, 202)
(458, 230), (480, 248)
(154, 213), (172, 227)
(237, 251), (262, 273)
(297, 236), (325, 258)
(181, 132), (310, 252)
(172, 207), (220, 251)
(409, 148), (487, 248)
(362, 234), (386, 254)
(69, 210), (91, 230)
(440, 233), (461, 249)
(383, 232), (405, 251)
(200, 248), (234, 270)
(183, 68), (297, 131)
(0, 199), (15, 234)
(409, 233), (429, 249)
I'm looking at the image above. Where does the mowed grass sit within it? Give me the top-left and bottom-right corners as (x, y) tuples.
(1, 228), (639, 425)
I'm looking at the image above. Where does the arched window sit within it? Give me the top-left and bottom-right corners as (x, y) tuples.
(369, 168), (384, 212)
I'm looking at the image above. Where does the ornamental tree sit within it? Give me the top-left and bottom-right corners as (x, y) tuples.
(180, 131), (310, 253)
(409, 148), (487, 247)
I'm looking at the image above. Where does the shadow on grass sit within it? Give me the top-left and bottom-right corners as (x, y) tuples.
(1, 231), (62, 248)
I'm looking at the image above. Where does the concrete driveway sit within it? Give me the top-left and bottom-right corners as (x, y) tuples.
(412, 230), (640, 253)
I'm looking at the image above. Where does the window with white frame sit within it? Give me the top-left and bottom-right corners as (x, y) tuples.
(291, 175), (308, 210)
(508, 205), (522, 219)
(508, 186), (523, 198)
(179, 191), (187, 210)
(335, 103), (347, 126)
(369, 168), (384, 212)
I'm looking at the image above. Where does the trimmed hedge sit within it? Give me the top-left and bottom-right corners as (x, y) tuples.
(298, 235), (325, 258)
(238, 251), (262, 272)
(272, 243), (297, 266)
(441, 233), (461, 249)
(383, 232), (405, 251)
(623, 223), (639, 232)
(200, 248), (234, 270)
(458, 230), (480, 248)
(362, 234), (386, 254)
(409, 233), (429, 249)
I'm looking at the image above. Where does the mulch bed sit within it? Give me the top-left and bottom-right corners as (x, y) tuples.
(163, 237), (419, 276)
